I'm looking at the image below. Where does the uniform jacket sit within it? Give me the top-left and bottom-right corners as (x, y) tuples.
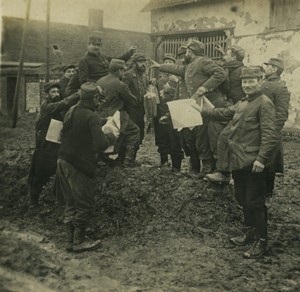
(59, 101), (113, 177)
(174, 76), (189, 100)
(222, 60), (245, 104)
(206, 91), (279, 171)
(65, 72), (80, 96)
(35, 93), (79, 148)
(122, 67), (147, 123)
(260, 74), (290, 172)
(97, 73), (137, 118)
(58, 76), (70, 98)
(78, 51), (133, 85)
(160, 56), (229, 108)
(260, 74), (290, 132)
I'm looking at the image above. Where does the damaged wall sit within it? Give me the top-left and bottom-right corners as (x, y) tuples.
(151, 0), (300, 128)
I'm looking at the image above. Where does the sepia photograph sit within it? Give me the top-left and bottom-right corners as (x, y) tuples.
(0, 0), (299, 291)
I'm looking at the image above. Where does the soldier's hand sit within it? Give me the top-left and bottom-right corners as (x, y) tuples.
(150, 60), (160, 68)
(128, 46), (137, 54)
(252, 160), (265, 173)
(159, 116), (169, 125)
(215, 44), (225, 55)
(196, 86), (208, 97)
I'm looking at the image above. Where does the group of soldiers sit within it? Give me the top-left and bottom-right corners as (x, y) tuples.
(27, 35), (290, 257)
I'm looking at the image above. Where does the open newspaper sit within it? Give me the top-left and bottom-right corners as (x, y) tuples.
(167, 96), (214, 130)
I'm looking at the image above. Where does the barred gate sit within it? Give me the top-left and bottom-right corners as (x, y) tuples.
(157, 30), (228, 62)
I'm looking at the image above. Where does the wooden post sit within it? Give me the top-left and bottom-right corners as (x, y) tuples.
(45, 0), (51, 82)
(11, 0), (31, 128)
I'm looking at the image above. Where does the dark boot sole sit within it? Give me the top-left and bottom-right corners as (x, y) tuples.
(73, 240), (102, 253)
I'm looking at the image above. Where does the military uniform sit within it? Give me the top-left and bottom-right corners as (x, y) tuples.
(222, 60), (245, 104)
(154, 72), (184, 169)
(160, 55), (228, 172)
(56, 82), (115, 252)
(206, 67), (280, 258)
(28, 83), (79, 207)
(261, 67), (290, 196)
(78, 51), (133, 85)
(122, 66), (147, 143)
(97, 62), (140, 164)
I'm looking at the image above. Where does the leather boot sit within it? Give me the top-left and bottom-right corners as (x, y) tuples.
(65, 222), (74, 252)
(205, 171), (230, 184)
(115, 146), (126, 165)
(244, 238), (267, 258)
(171, 155), (182, 173)
(73, 226), (101, 253)
(230, 227), (256, 246)
(189, 154), (200, 173)
(123, 145), (137, 167)
(199, 159), (216, 178)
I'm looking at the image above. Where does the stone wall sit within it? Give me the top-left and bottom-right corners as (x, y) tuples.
(150, 0), (300, 128)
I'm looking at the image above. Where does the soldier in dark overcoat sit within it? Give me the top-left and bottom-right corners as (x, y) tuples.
(28, 82), (79, 211)
(78, 35), (136, 85)
(261, 58), (290, 197)
(202, 67), (279, 258)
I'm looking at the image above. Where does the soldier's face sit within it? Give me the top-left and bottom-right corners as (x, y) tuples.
(48, 87), (60, 101)
(88, 42), (101, 54)
(242, 78), (261, 95)
(264, 64), (277, 77)
(223, 50), (235, 62)
(185, 49), (193, 62)
(64, 68), (75, 79)
(136, 61), (146, 72)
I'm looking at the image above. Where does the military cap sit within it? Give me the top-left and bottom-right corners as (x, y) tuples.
(240, 67), (263, 79)
(43, 82), (60, 93)
(230, 45), (245, 60)
(264, 58), (284, 70)
(88, 35), (102, 45)
(62, 64), (75, 72)
(109, 59), (125, 71)
(80, 82), (99, 100)
(187, 40), (205, 55)
(178, 45), (187, 56)
(163, 53), (176, 63)
(131, 53), (146, 62)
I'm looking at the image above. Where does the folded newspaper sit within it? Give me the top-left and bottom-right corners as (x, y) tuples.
(102, 110), (121, 153)
(46, 119), (63, 144)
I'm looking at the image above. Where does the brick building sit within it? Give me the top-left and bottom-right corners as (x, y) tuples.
(143, 0), (300, 129)
(0, 10), (152, 115)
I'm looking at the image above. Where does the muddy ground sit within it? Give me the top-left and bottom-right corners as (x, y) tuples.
(0, 113), (299, 292)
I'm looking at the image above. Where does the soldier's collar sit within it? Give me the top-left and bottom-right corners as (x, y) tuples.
(243, 90), (263, 101)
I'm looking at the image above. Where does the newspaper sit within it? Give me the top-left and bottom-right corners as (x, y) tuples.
(167, 99), (203, 129)
(45, 119), (63, 144)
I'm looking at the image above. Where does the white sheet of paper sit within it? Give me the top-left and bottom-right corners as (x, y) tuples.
(46, 119), (63, 144)
(167, 99), (203, 129)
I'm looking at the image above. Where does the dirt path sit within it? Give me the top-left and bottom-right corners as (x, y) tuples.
(0, 115), (299, 291)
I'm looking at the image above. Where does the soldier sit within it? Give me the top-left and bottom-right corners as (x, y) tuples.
(154, 53), (184, 171)
(174, 45), (201, 175)
(78, 35), (136, 85)
(216, 45), (246, 104)
(58, 64), (76, 98)
(56, 82), (116, 252)
(122, 53), (148, 144)
(261, 58), (290, 197)
(28, 82), (79, 212)
(151, 40), (228, 176)
(201, 67), (279, 258)
(97, 59), (140, 167)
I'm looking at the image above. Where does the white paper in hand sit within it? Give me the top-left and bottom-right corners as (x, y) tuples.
(46, 119), (63, 144)
(167, 99), (203, 129)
